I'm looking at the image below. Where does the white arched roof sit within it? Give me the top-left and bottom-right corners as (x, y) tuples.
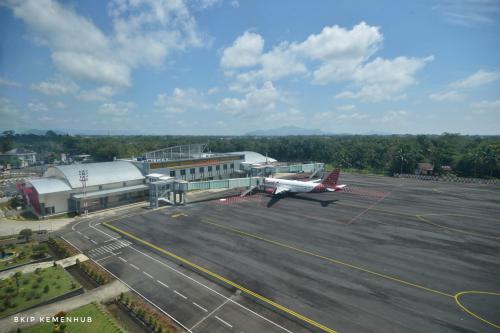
(228, 151), (277, 164)
(44, 161), (144, 189)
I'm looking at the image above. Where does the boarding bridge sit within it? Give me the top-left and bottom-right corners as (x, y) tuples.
(148, 175), (188, 208)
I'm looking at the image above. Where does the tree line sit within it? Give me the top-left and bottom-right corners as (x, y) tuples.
(1, 130), (499, 178)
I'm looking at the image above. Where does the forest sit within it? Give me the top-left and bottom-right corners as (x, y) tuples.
(1, 130), (499, 178)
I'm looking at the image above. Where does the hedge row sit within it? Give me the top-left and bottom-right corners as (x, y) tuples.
(118, 292), (181, 333)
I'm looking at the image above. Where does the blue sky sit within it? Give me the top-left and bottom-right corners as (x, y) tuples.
(0, 0), (499, 135)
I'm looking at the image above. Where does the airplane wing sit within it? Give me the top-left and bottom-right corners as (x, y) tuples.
(274, 185), (290, 195)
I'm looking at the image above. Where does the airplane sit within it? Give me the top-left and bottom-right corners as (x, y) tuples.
(263, 169), (347, 196)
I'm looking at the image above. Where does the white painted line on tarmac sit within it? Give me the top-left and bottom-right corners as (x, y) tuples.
(215, 315), (233, 328)
(94, 220), (292, 333)
(143, 271), (153, 279)
(191, 298), (230, 330)
(118, 257), (127, 263)
(90, 239), (97, 244)
(96, 254), (115, 262)
(76, 231), (82, 235)
(157, 280), (169, 288)
(129, 245), (292, 333)
(59, 236), (193, 333)
(83, 235), (90, 239)
(192, 302), (208, 312)
(130, 263), (139, 270)
(174, 290), (187, 299)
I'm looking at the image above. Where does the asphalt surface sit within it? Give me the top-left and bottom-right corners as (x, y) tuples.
(61, 173), (499, 333)
(60, 210), (297, 333)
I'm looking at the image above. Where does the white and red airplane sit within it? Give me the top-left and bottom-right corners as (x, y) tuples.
(263, 169), (347, 196)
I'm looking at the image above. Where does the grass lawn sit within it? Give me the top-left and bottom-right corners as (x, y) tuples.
(0, 265), (80, 317)
(0, 242), (44, 271)
(23, 303), (123, 333)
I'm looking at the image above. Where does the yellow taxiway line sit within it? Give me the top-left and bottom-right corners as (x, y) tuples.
(201, 219), (454, 298)
(102, 221), (338, 333)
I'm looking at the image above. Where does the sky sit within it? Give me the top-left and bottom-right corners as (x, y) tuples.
(0, 0), (499, 135)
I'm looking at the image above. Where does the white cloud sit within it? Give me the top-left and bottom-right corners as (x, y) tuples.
(379, 110), (408, 122)
(0, 77), (21, 87)
(221, 31), (264, 68)
(230, 0), (240, 8)
(154, 88), (211, 113)
(221, 22), (431, 101)
(5, 0), (203, 89)
(436, 0), (500, 27)
(77, 86), (119, 102)
(429, 90), (466, 102)
(337, 104), (356, 111)
(336, 56), (433, 101)
(217, 81), (280, 115)
(52, 51), (131, 87)
(52, 101), (67, 109)
(337, 112), (368, 120)
(292, 22), (382, 85)
(27, 102), (48, 112)
(192, 0), (222, 9)
(313, 110), (367, 121)
(471, 100), (500, 109)
(31, 76), (79, 95)
(450, 69), (500, 89)
(98, 101), (136, 116)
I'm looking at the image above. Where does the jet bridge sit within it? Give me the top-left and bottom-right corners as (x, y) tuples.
(148, 174), (188, 208)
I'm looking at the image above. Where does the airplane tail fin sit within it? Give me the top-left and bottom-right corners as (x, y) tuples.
(321, 169), (340, 188)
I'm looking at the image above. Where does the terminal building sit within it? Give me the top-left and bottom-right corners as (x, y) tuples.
(125, 144), (276, 181)
(19, 161), (148, 218)
(18, 144), (278, 218)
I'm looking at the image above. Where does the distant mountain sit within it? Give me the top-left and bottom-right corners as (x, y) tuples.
(20, 129), (67, 135)
(245, 126), (326, 136)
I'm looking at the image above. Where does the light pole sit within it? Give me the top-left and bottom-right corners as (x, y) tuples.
(79, 169), (88, 216)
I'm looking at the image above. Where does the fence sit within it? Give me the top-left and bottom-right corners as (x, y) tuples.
(394, 173), (500, 186)
(275, 163), (324, 174)
(187, 177), (264, 191)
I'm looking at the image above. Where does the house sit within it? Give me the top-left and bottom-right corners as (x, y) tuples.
(0, 148), (37, 168)
(417, 163), (434, 175)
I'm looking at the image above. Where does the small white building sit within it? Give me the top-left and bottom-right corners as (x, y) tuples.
(0, 148), (37, 167)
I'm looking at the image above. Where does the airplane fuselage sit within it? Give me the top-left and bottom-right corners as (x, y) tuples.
(264, 178), (329, 194)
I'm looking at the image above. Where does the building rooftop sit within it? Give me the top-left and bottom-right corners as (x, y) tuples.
(28, 178), (72, 194)
(228, 151), (277, 164)
(44, 161), (145, 189)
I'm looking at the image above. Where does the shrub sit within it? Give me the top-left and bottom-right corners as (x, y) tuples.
(36, 276), (43, 283)
(19, 229), (32, 242)
(70, 282), (77, 289)
(25, 291), (35, 301)
(31, 244), (49, 259)
(43, 285), (50, 293)
(22, 279), (29, 285)
(34, 293), (41, 299)
(31, 283), (39, 289)
(34, 267), (42, 275)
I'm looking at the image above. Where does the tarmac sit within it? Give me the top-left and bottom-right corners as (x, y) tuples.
(59, 173), (499, 333)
